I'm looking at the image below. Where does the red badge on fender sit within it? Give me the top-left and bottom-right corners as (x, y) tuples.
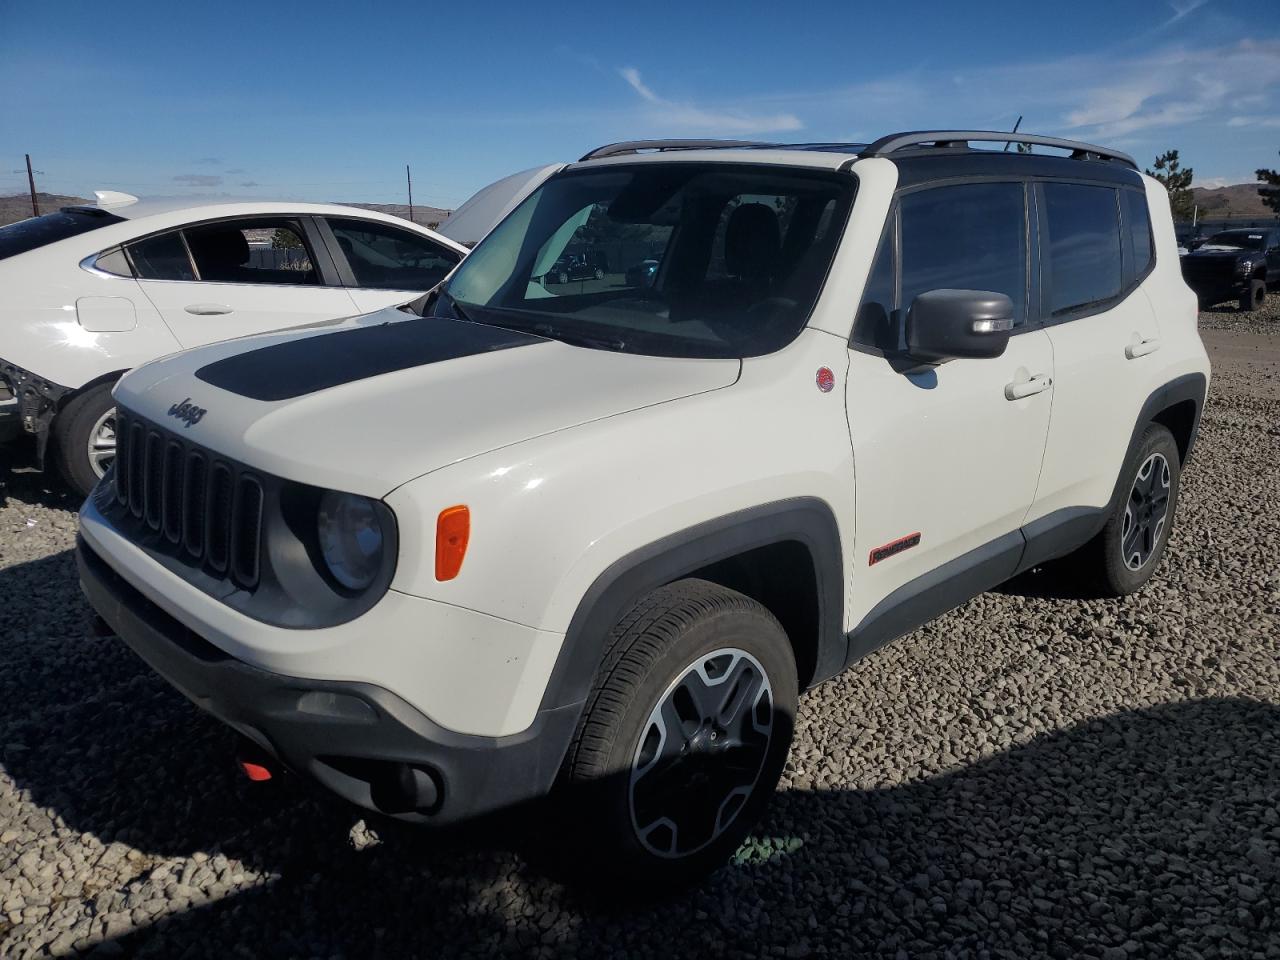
(816, 367), (835, 393)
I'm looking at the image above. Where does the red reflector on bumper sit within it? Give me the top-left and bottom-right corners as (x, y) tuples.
(239, 760), (273, 782)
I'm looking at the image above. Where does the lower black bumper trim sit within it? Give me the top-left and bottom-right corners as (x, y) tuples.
(76, 535), (580, 825)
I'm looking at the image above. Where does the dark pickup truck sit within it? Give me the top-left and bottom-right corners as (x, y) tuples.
(1180, 228), (1279, 311)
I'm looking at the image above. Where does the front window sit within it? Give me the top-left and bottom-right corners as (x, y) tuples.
(439, 163), (855, 358)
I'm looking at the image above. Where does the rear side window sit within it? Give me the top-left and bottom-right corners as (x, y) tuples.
(899, 182), (1027, 324)
(185, 219), (318, 285)
(1042, 183), (1122, 316)
(0, 208), (125, 260)
(1123, 190), (1154, 281)
(327, 218), (460, 290)
(128, 232), (195, 281)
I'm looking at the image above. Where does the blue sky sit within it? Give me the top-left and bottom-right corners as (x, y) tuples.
(1, 0), (1277, 209)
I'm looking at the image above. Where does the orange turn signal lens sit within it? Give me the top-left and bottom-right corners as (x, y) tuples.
(435, 505), (470, 581)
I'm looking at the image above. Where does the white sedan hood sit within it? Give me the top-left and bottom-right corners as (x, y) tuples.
(113, 308), (740, 497)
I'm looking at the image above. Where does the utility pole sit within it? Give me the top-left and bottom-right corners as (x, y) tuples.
(406, 164), (414, 223)
(25, 154), (40, 217)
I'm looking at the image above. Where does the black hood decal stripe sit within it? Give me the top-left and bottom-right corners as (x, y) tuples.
(194, 317), (544, 402)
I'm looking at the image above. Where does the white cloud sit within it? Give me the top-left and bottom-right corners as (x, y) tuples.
(617, 66), (803, 136)
(1228, 115), (1280, 129)
(1165, 0), (1211, 24)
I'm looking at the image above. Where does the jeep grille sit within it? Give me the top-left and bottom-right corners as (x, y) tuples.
(113, 410), (264, 589)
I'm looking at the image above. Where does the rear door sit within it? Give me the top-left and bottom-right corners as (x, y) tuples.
(127, 217), (359, 348)
(1028, 182), (1162, 524)
(319, 217), (464, 313)
(845, 180), (1055, 628)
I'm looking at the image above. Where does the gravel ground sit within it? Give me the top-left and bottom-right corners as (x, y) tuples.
(0, 324), (1277, 958)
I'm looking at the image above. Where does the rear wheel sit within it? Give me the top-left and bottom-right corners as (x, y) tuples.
(1077, 423), (1182, 597)
(1240, 279), (1266, 312)
(52, 382), (117, 498)
(557, 579), (797, 884)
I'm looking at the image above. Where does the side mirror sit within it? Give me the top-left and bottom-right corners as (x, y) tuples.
(906, 289), (1014, 363)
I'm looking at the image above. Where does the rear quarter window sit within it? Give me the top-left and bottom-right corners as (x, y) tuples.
(1042, 182), (1122, 317)
(0, 208), (125, 260)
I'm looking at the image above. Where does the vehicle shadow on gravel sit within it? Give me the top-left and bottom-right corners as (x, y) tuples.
(0, 550), (1275, 960)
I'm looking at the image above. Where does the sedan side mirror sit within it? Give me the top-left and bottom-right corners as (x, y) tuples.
(906, 289), (1014, 363)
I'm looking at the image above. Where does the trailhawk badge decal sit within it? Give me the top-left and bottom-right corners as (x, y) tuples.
(869, 532), (921, 566)
(167, 398), (207, 427)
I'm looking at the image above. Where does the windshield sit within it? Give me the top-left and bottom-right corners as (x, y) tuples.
(1203, 232), (1265, 250)
(0, 207), (125, 260)
(437, 163), (855, 358)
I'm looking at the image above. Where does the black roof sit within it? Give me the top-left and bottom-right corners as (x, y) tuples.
(579, 131), (1141, 187)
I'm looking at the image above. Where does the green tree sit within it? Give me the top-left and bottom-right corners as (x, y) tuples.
(1145, 150), (1195, 221)
(1257, 151), (1280, 214)
(271, 228), (301, 249)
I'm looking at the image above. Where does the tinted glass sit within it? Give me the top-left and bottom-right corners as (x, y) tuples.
(1124, 190), (1153, 278)
(0, 208), (124, 260)
(899, 182), (1027, 325)
(1043, 183), (1122, 316)
(328, 218), (461, 290)
(851, 219), (897, 350)
(441, 164), (855, 359)
(185, 220), (317, 284)
(1203, 231), (1265, 251)
(128, 232), (195, 281)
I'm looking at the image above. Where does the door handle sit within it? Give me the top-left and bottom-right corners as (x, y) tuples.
(1125, 338), (1161, 359)
(1004, 373), (1052, 401)
(184, 303), (233, 316)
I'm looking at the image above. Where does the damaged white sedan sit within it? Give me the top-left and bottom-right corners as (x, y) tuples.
(0, 194), (467, 495)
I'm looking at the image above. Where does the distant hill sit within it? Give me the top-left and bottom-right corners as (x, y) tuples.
(0, 192), (91, 226)
(338, 202), (452, 229)
(1189, 183), (1273, 220)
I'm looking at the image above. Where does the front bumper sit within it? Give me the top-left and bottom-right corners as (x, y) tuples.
(0, 391), (20, 444)
(0, 358), (71, 460)
(78, 536), (580, 824)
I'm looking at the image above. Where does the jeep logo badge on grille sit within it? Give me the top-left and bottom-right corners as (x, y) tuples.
(167, 398), (207, 427)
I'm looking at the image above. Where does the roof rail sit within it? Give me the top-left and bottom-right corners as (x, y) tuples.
(579, 139), (773, 161)
(861, 130), (1137, 170)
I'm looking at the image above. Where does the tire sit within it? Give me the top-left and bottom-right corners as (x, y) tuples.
(1077, 423), (1182, 597)
(556, 579), (797, 885)
(1239, 279), (1266, 312)
(51, 382), (117, 498)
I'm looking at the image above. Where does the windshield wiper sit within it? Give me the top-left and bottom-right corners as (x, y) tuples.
(438, 288), (472, 323)
(530, 322), (628, 352)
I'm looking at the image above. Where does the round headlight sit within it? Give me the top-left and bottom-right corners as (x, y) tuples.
(317, 491), (384, 590)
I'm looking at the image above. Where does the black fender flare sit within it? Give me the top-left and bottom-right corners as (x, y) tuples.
(538, 496), (847, 718)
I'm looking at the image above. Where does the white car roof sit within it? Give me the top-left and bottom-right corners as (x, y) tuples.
(76, 193), (469, 255)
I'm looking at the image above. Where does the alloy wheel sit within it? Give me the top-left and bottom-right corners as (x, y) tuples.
(629, 648), (773, 859)
(86, 408), (117, 479)
(1121, 452), (1171, 570)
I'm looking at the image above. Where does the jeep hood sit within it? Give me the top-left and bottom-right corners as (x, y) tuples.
(113, 308), (740, 497)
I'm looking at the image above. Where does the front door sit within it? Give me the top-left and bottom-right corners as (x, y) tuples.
(844, 180), (1054, 633)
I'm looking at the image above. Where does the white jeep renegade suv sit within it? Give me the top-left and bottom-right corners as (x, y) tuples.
(78, 132), (1210, 882)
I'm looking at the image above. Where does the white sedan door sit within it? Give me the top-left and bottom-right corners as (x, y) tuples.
(127, 218), (359, 349)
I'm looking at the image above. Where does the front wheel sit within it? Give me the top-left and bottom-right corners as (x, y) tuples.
(557, 579), (797, 884)
(1240, 279), (1266, 312)
(51, 382), (118, 498)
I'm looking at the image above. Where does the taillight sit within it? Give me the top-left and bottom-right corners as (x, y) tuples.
(435, 505), (470, 581)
